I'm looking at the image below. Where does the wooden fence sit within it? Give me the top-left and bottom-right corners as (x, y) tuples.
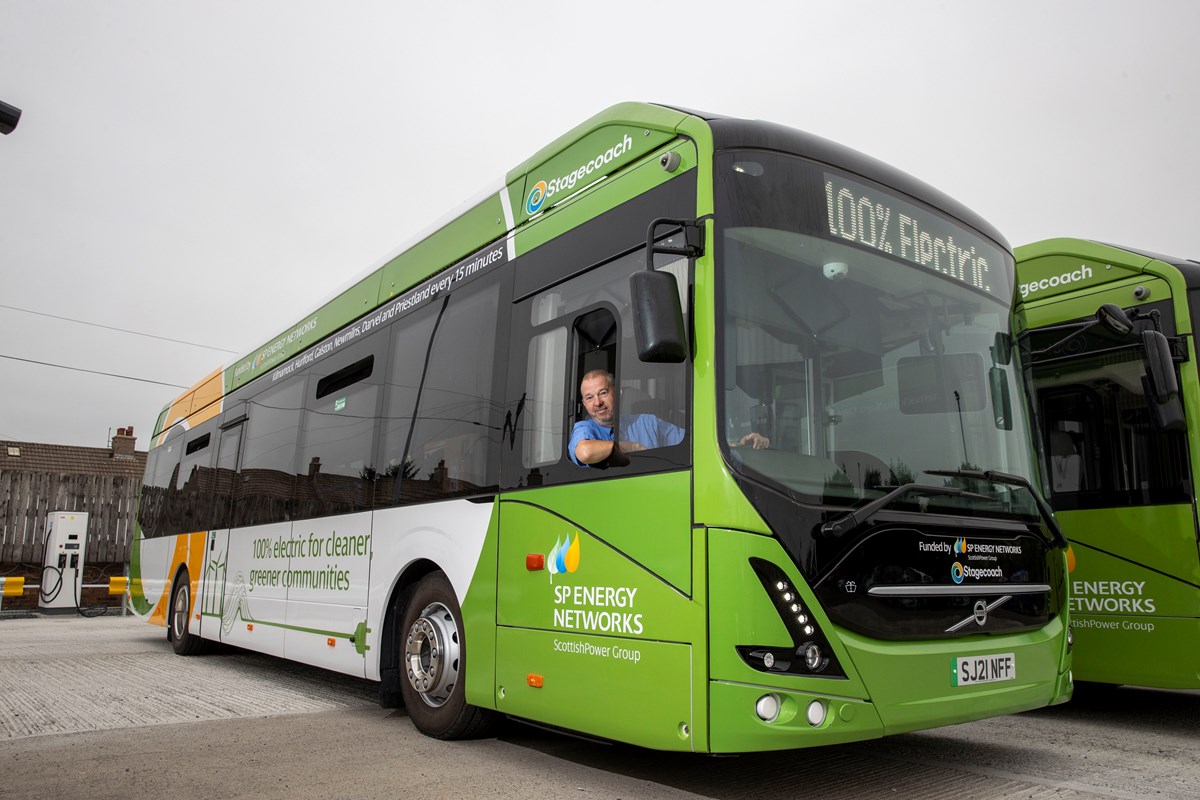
(0, 469), (141, 563)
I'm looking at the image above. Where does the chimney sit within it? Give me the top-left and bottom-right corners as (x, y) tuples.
(111, 425), (137, 459)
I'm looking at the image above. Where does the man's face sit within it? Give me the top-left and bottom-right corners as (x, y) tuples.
(581, 374), (615, 428)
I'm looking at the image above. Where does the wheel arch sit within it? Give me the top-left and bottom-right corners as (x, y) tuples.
(378, 558), (443, 705)
(165, 562), (192, 642)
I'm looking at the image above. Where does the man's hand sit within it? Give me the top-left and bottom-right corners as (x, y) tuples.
(618, 441), (646, 453)
(734, 432), (770, 449)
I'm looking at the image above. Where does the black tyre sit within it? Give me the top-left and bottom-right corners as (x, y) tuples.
(169, 571), (209, 656)
(399, 572), (496, 739)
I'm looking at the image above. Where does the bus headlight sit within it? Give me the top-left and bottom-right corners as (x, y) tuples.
(802, 642), (824, 672)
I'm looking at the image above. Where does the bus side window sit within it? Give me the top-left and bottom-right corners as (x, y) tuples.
(295, 337), (384, 520)
(139, 428), (183, 538)
(176, 427), (216, 535)
(377, 274), (503, 506)
(233, 377), (305, 528)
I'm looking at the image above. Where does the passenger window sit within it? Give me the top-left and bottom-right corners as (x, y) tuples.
(295, 341), (383, 519)
(378, 277), (502, 505)
(523, 327), (568, 469)
(234, 378), (305, 527)
(175, 427), (215, 535)
(138, 429), (183, 538)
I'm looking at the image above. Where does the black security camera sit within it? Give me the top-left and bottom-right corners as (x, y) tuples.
(1, 99), (22, 135)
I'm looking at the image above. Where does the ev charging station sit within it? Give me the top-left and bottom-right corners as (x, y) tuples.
(39, 511), (89, 612)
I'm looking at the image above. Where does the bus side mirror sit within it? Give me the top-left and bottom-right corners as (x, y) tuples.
(988, 367), (1013, 430)
(992, 332), (1012, 366)
(630, 270), (686, 363)
(1141, 330), (1185, 432)
(1096, 303), (1135, 337)
(1142, 329), (1179, 403)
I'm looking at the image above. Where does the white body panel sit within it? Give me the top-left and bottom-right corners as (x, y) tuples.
(219, 520), (290, 658)
(136, 533), (175, 615)
(179, 498), (493, 680)
(362, 499), (494, 681)
(283, 512), (372, 675)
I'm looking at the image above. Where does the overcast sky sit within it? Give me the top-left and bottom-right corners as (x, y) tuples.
(2, 1), (1197, 449)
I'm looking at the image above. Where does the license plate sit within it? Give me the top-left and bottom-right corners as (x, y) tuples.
(952, 652), (1016, 686)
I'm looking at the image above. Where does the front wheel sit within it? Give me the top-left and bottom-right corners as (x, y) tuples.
(169, 571), (208, 655)
(399, 572), (496, 739)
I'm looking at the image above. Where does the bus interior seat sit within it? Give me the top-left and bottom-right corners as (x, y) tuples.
(1049, 430), (1083, 492)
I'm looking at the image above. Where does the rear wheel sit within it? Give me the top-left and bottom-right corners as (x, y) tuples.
(399, 572), (496, 739)
(169, 571), (208, 655)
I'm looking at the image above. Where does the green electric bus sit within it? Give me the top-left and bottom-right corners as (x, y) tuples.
(129, 102), (1071, 752)
(1015, 238), (1200, 690)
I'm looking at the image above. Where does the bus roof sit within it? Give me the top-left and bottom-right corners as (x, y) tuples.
(1015, 237), (1200, 306)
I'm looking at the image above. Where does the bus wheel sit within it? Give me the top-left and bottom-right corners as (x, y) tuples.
(399, 572), (495, 739)
(169, 571), (208, 656)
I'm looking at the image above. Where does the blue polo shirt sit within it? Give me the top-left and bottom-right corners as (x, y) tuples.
(568, 414), (685, 467)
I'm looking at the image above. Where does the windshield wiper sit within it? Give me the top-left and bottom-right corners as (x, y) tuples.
(820, 483), (991, 538)
(924, 468), (1067, 548)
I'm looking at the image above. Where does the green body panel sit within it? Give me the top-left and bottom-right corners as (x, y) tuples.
(1014, 237), (1193, 340)
(683, 120), (774, 536)
(461, 500), (501, 710)
(378, 195), (509, 302)
(1063, 505), (1200, 590)
(838, 621), (1070, 734)
(511, 140), (697, 257)
(708, 682), (884, 752)
(505, 102), (692, 227)
(493, 474), (707, 751)
(496, 481), (697, 639)
(496, 627), (694, 750)
(1015, 237), (1200, 689)
(1064, 508), (1200, 687)
(1015, 238), (1157, 304)
(1019, 276), (1174, 334)
(497, 472), (693, 593)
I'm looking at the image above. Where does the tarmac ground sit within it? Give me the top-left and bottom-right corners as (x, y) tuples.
(1, 614), (1197, 800)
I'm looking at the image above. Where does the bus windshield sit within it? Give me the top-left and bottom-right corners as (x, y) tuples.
(715, 150), (1036, 517)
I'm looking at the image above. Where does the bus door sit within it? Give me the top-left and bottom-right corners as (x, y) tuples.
(203, 408), (244, 647)
(1030, 297), (1200, 687)
(496, 243), (698, 750)
(221, 377), (310, 659)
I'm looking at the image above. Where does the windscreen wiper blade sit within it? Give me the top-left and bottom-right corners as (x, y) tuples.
(924, 468), (1067, 548)
(820, 483), (990, 539)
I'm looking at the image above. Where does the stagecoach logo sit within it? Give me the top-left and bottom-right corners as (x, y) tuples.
(525, 133), (636, 216)
(952, 561), (1005, 584)
(547, 532), (581, 578)
(525, 180), (549, 215)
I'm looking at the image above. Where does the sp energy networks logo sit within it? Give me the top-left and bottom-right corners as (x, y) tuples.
(954, 537), (968, 556)
(547, 532), (581, 578)
(525, 133), (636, 215)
